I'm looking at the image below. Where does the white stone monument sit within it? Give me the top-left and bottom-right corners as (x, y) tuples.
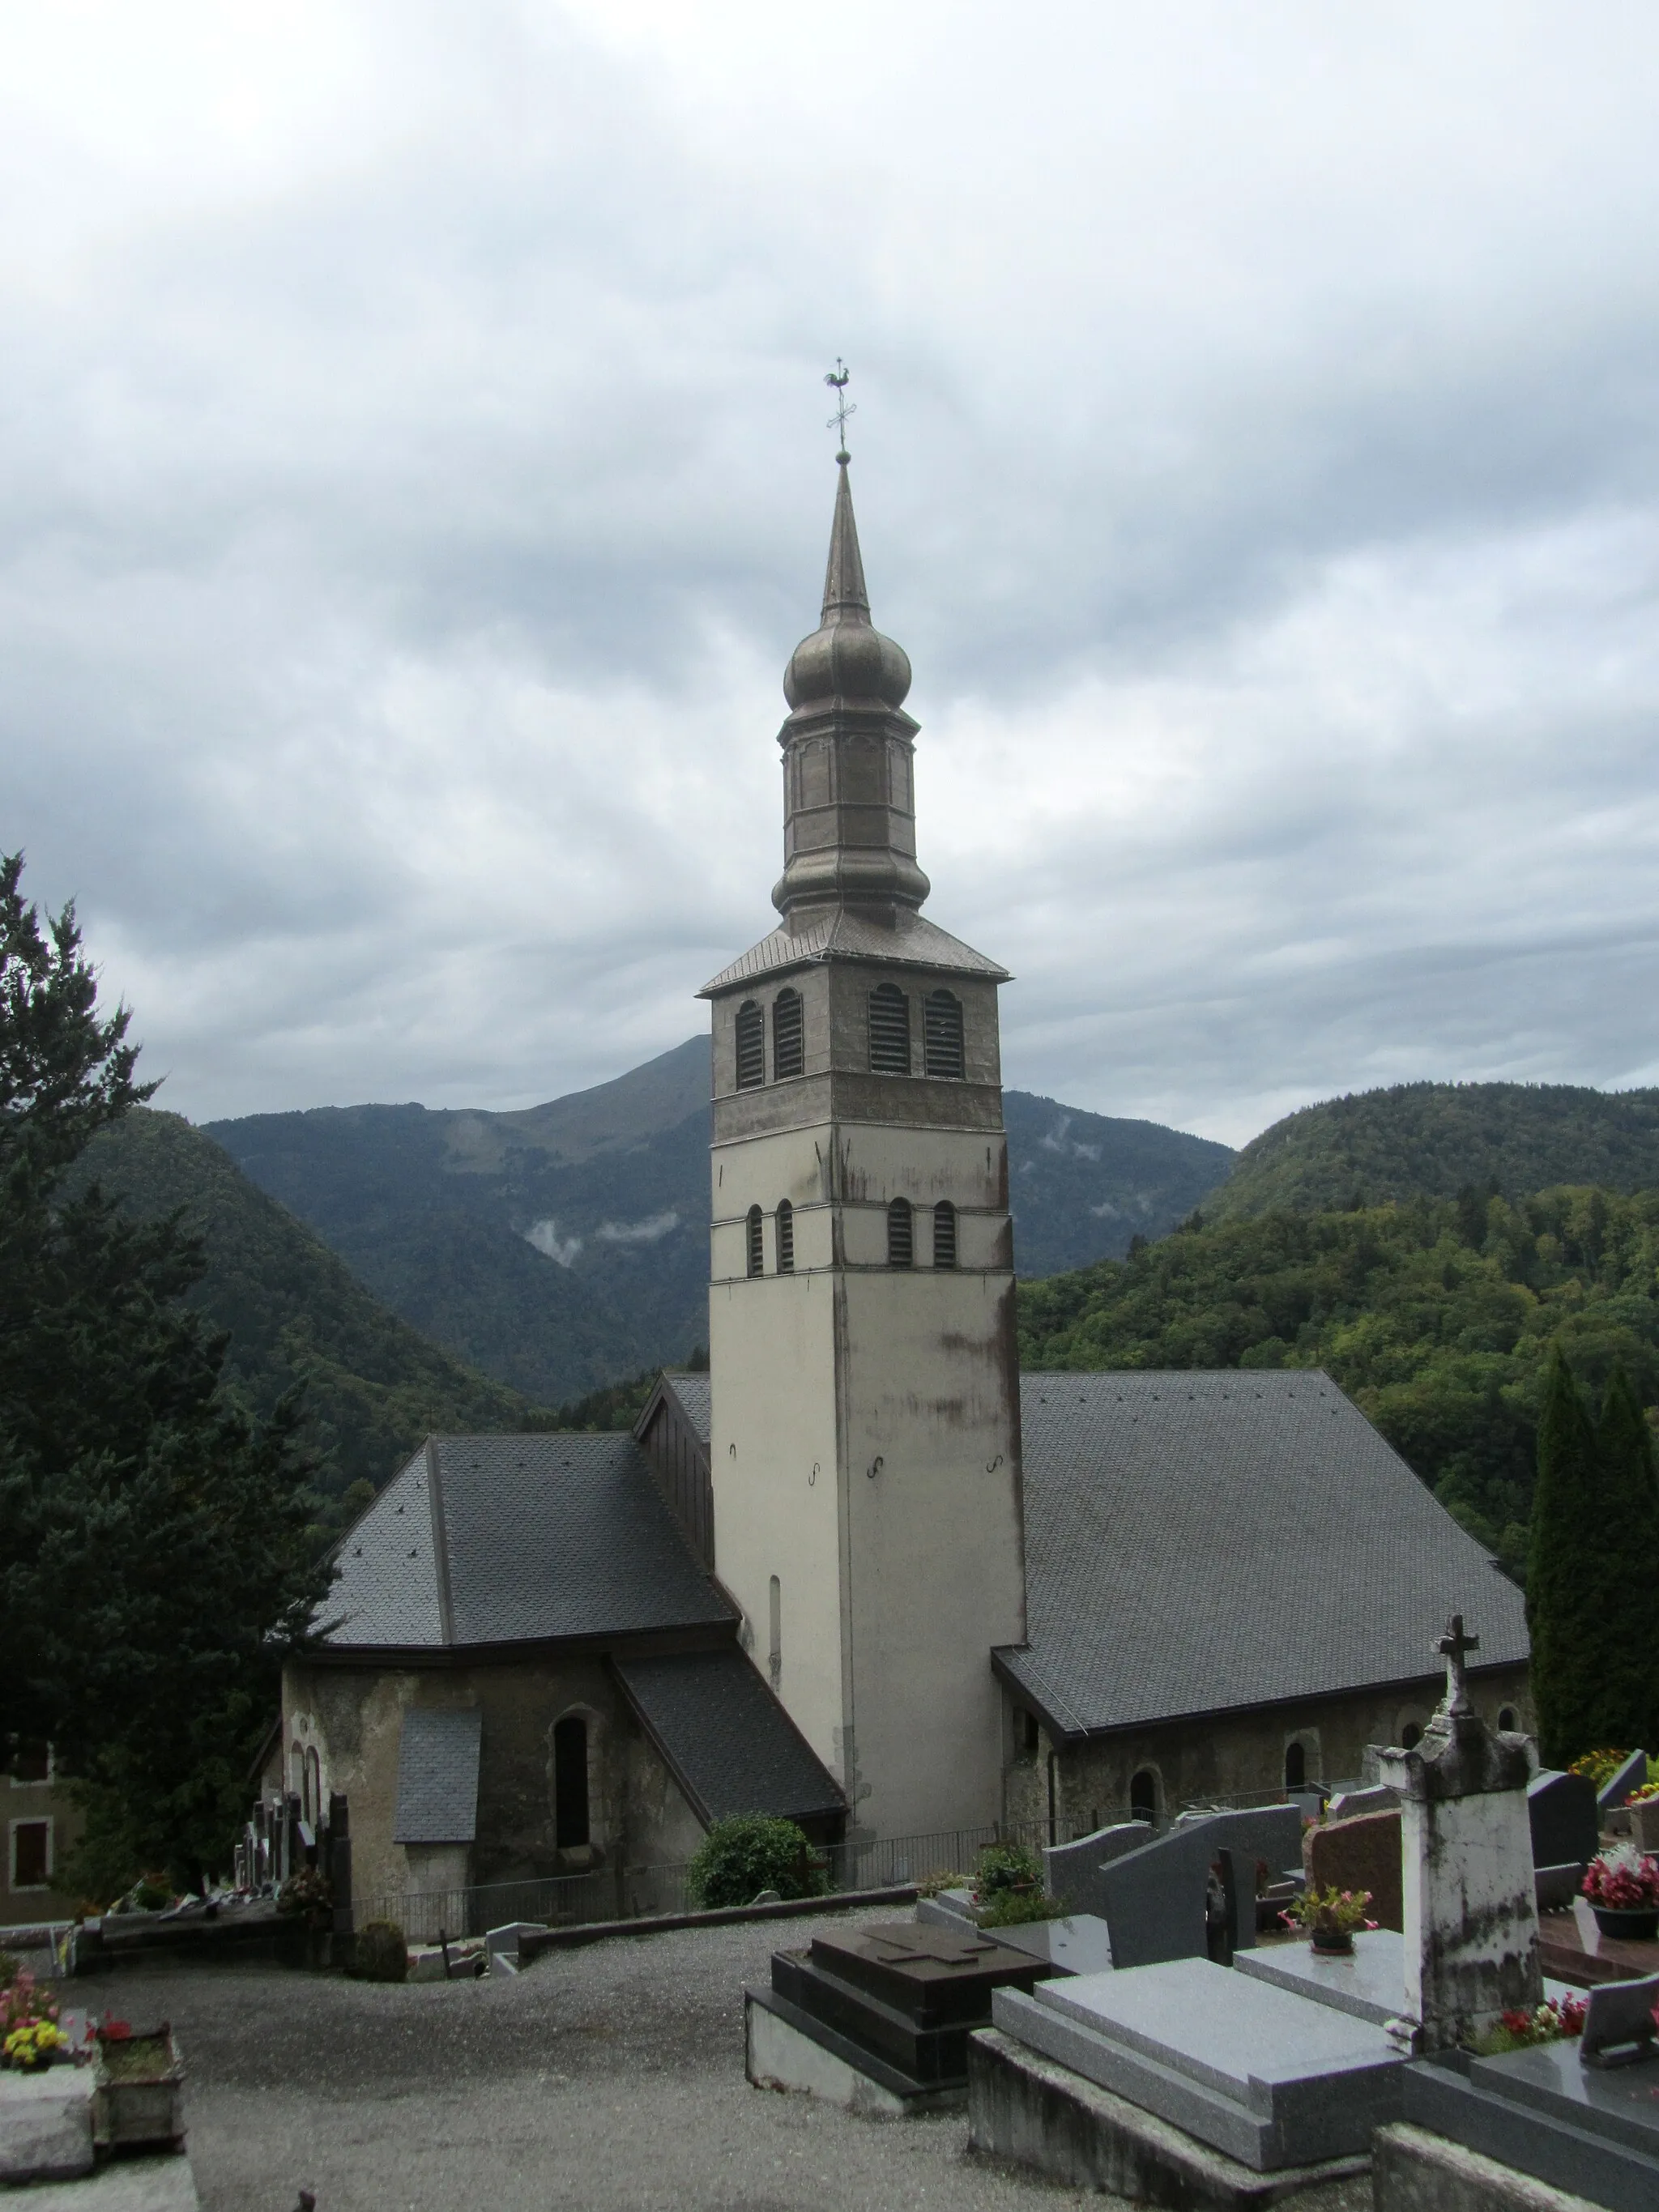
(1376, 1614), (1542, 2053)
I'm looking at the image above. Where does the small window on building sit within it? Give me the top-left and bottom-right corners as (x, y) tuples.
(933, 1200), (957, 1269)
(6, 1741), (49, 1784)
(746, 1204), (764, 1278)
(1498, 1707), (1516, 1733)
(768, 1575), (782, 1690)
(923, 989), (964, 1078)
(11, 1818), (50, 1890)
(1401, 1722), (1423, 1751)
(305, 1747), (321, 1828)
(1021, 1710), (1041, 1757)
(772, 988), (804, 1080)
(1284, 1741), (1307, 1791)
(736, 1000), (766, 1089)
(888, 1197), (913, 1268)
(553, 1715), (590, 1850)
(868, 984), (911, 1074)
(1130, 1770), (1158, 1823)
(777, 1200), (794, 1272)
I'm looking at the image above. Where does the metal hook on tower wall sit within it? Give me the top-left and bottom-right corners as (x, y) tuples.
(866, 1455), (884, 1481)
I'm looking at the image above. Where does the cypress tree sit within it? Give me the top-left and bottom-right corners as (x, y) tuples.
(1593, 1364), (1659, 1750)
(1526, 1345), (1605, 1765)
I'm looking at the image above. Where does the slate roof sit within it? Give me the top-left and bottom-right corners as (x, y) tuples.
(700, 907), (1009, 996)
(659, 1370), (711, 1447)
(613, 1650), (844, 1824)
(393, 1707), (482, 1843)
(322, 1434), (735, 1651)
(998, 1370), (1530, 1738)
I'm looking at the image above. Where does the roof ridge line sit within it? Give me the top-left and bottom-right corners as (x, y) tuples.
(424, 1436), (457, 1647)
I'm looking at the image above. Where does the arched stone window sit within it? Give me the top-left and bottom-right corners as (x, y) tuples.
(776, 1199), (794, 1272)
(1497, 1706), (1516, 1733)
(1130, 1769), (1158, 1823)
(868, 984), (911, 1073)
(1401, 1721), (1423, 1750)
(772, 988), (804, 1080)
(923, 989), (964, 1078)
(933, 1200), (957, 1269)
(553, 1715), (590, 1849)
(746, 1204), (764, 1278)
(1284, 1741), (1307, 1790)
(888, 1197), (913, 1268)
(289, 1741), (304, 1806)
(736, 1000), (765, 1089)
(305, 1747), (321, 1828)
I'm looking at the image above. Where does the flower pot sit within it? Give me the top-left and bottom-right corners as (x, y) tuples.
(1589, 1905), (1659, 1941)
(1310, 1929), (1354, 1955)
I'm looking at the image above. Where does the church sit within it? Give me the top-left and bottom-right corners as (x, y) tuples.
(279, 453), (1531, 1915)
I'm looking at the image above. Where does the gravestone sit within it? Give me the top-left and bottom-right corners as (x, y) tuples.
(989, 1957), (1405, 2171)
(1529, 1767), (1600, 1873)
(1598, 1750), (1648, 1823)
(992, 1914), (1115, 1976)
(1238, 1926), (1580, 2035)
(1045, 1807), (1303, 1971)
(746, 1920), (1044, 2112)
(1043, 1820), (1151, 1903)
(1303, 1809), (1403, 1933)
(1375, 1615), (1542, 2052)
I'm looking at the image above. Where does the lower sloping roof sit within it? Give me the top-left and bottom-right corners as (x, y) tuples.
(612, 1650), (845, 1826)
(393, 1707), (483, 1843)
(999, 1370), (1529, 1738)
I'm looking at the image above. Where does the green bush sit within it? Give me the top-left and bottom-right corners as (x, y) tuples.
(914, 1869), (969, 1899)
(975, 1887), (1064, 1929)
(685, 1816), (826, 1910)
(347, 1919), (407, 1982)
(973, 1842), (1042, 1899)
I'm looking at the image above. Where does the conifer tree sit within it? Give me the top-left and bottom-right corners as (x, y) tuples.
(1593, 1363), (1659, 1750)
(1526, 1345), (1605, 1765)
(0, 854), (331, 1882)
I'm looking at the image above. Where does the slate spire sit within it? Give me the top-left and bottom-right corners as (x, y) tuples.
(820, 456), (871, 627)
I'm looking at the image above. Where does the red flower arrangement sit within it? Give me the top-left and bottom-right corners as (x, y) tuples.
(1581, 1849), (1659, 1909)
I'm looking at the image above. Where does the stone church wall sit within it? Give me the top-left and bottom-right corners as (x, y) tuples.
(1001, 1666), (1533, 1835)
(282, 1655), (706, 1916)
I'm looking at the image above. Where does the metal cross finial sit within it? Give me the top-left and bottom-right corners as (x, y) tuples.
(1437, 1613), (1479, 1715)
(824, 358), (855, 461)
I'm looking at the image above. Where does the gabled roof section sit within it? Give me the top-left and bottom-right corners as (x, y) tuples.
(999, 1371), (1529, 1739)
(393, 1707), (482, 1843)
(612, 1650), (844, 1826)
(318, 1433), (735, 1653)
(649, 1370), (710, 1451)
(699, 907), (1009, 997)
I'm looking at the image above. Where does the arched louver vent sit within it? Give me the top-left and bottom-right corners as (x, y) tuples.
(868, 984), (911, 1073)
(777, 1199), (795, 1272)
(933, 1200), (957, 1269)
(888, 1196), (913, 1268)
(736, 1000), (765, 1089)
(923, 989), (964, 1078)
(746, 1204), (764, 1277)
(772, 987), (804, 1080)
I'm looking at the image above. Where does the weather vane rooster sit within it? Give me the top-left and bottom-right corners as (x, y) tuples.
(824, 359), (855, 461)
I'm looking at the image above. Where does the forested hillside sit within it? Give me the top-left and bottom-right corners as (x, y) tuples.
(79, 1109), (547, 1519)
(1213, 1082), (1659, 1220)
(207, 1039), (1234, 1402)
(1018, 1183), (1659, 1577)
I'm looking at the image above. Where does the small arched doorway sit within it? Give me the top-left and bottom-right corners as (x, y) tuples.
(1284, 1741), (1307, 1791)
(1130, 1769), (1158, 1824)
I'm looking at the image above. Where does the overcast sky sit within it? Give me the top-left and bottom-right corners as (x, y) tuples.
(5, 2), (1659, 1145)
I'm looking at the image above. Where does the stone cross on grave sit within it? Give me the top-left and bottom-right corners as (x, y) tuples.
(864, 1929), (997, 1970)
(1437, 1613), (1478, 1716)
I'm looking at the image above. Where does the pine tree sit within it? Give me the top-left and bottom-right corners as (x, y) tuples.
(0, 854), (332, 1882)
(1526, 1345), (1606, 1765)
(1593, 1364), (1659, 1750)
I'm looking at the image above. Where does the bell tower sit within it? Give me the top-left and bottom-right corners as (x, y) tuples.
(701, 440), (1026, 1843)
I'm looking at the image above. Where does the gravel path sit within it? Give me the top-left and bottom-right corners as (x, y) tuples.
(96, 1909), (1113, 2212)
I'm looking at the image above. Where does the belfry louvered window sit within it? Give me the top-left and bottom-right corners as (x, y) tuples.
(772, 987), (804, 1079)
(868, 984), (911, 1073)
(746, 1204), (764, 1277)
(777, 1200), (795, 1272)
(736, 1001), (765, 1089)
(923, 989), (964, 1078)
(888, 1196), (913, 1268)
(933, 1200), (957, 1269)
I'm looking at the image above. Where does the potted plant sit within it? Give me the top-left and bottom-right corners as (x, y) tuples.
(1581, 1847), (1659, 1940)
(1, 1969), (70, 2072)
(1280, 1885), (1375, 1955)
(1470, 1995), (1587, 2055)
(91, 2021), (186, 2153)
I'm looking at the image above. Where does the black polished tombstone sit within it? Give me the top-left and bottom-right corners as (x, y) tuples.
(1528, 1768), (1599, 1873)
(759, 1922), (1046, 2091)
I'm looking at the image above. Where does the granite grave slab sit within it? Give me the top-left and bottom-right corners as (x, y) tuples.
(990, 1955), (1404, 2169)
(1044, 1807), (1304, 1971)
(1402, 2039), (1659, 2212)
(1238, 1927), (1579, 2033)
